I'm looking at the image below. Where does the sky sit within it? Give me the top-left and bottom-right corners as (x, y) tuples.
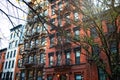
(0, 0), (28, 49)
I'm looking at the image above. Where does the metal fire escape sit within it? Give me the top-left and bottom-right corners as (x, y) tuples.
(18, 0), (48, 80)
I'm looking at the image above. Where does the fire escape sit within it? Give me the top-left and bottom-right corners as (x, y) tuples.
(18, 0), (48, 80)
(48, 0), (73, 77)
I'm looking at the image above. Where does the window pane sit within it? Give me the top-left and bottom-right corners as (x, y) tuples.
(76, 51), (80, 57)
(75, 74), (83, 80)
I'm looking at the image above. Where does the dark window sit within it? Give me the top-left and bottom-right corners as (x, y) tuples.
(91, 27), (98, 38)
(11, 60), (14, 68)
(34, 55), (36, 63)
(51, 5), (55, 15)
(57, 16), (62, 27)
(47, 75), (53, 80)
(5, 61), (8, 69)
(110, 41), (117, 53)
(60, 75), (67, 80)
(28, 56), (33, 63)
(28, 70), (33, 80)
(8, 61), (11, 69)
(15, 40), (18, 47)
(10, 51), (13, 58)
(98, 68), (106, 80)
(13, 50), (16, 57)
(14, 33), (16, 38)
(10, 72), (13, 80)
(92, 45), (100, 55)
(9, 43), (11, 49)
(50, 18), (55, 30)
(58, 1), (62, 10)
(41, 37), (46, 46)
(75, 74), (83, 80)
(37, 71), (42, 80)
(10, 33), (13, 39)
(107, 23), (115, 33)
(7, 52), (9, 59)
(66, 32), (71, 42)
(20, 71), (25, 80)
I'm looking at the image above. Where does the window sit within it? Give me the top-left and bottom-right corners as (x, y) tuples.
(7, 52), (9, 59)
(20, 71), (25, 80)
(30, 40), (34, 48)
(25, 43), (29, 48)
(32, 28), (35, 34)
(41, 37), (46, 46)
(15, 40), (18, 47)
(18, 59), (22, 68)
(107, 23), (115, 33)
(28, 70), (33, 80)
(9, 72), (13, 80)
(9, 43), (12, 49)
(10, 51), (13, 58)
(74, 27), (80, 40)
(50, 18), (55, 30)
(74, 12), (79, 21)
(66, 15), (70, 23)
(56, 52), (61, 66)
(66, 32), (71, 42)
(92, 45), (100, 55)
(14, 33), (16, 38)
(74, 47), (80, 64)
(40, 53), (44, 63)
(51, 5), (55, 15)
(56, 33), (61, 44)
(110, 41), (117, 53)
(75, 74), (83, 80)
(10, 33), (13, 39)
(49, 53), (54, 66)
(58, 1), (62, 10)
(47, 75), (53, 80)
(35, 39), (39, 45)
(13, 50), (16, 57)
(98, 68), (106, 80)
(11, 60), (14, 68)
(36, 26), (40, 33)
(37, 71), (42, 80)
(58, 16), (62, 27)
(8, 61), (11, 69)
(91, 27), (98, 38)
(5, 61), (8, 69)
(29, 56), (33, 63)
(65, 51), (71, 65)
(34, 55), (36, 63)
(50, 35), (55, 47)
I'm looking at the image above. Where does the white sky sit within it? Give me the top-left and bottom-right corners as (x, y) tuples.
(0, 0), (28, 49)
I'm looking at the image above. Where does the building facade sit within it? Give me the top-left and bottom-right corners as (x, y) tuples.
(1, 24), (24, 80)
(0, 48), (7, 80)
(19, 0), (120, 80)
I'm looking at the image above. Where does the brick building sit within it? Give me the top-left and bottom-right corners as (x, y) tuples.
(18, 0), (120, 80)
(0, 48), (7, 79)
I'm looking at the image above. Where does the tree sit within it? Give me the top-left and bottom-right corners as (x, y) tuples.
(0, 0), (120, 80)
(60, 0), (120, 80)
